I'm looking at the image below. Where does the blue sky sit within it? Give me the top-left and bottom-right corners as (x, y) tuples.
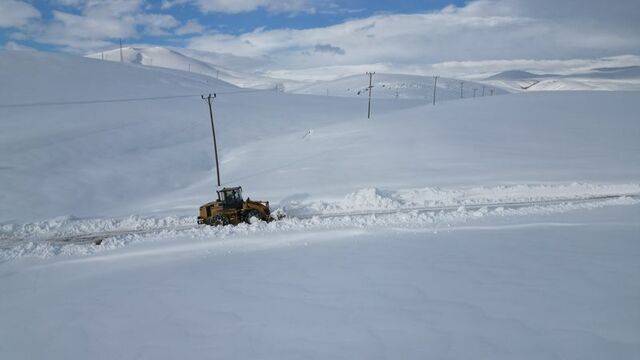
(1, 0), (639, 76)
(1, 0), (466, 51)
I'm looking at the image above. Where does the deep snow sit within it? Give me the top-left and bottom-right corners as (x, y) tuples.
(3, 51), (638, 223)
(0, 50), (422, 223)
(1, 50), (640, 360)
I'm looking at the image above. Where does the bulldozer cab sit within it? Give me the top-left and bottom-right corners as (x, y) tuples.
(217, 187), (243, 209)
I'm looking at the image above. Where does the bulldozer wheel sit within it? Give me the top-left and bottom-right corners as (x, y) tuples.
(211, 214), (229, 226)
(244, 209), (262, 224)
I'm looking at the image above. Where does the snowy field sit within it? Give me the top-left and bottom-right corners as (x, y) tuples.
(1, 50), (639, 359)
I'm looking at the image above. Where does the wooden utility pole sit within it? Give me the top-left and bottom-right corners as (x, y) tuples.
(432, 75), (439, 105)
(201, 93), (221, 187)
(119, 39), (123, 63)
(482, 85), (486, 97)
(366, 72), (375, 119)
(460, 81), (464, 99)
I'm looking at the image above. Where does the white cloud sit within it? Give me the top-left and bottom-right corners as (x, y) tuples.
(164, 0), (316, 14)
(31, 0), (180, 52)
(136, 13), (180, 36)
(175, 19), (205, 35)
(188, 0), (640, 75)
(52, 0), (88, 6)
(2, 41), (36, 51)
(0, 0), (40, 28)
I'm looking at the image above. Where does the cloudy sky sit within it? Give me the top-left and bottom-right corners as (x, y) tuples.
(1, 0), (639, 77)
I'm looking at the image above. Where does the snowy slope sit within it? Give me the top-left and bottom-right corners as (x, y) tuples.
(289, 73), (508, 100)
(200, 91), (640, 208)
(0, 50), (423, 223)
(86, 46), (286, 89)
(2, 50), (639, 225)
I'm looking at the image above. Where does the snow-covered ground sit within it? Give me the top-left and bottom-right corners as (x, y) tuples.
(0, 50), (422, 223)
(1, 204), (639, 359)
(1, 50), (639, 359)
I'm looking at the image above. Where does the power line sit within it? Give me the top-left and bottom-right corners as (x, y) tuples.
(0, 89), (267, 109)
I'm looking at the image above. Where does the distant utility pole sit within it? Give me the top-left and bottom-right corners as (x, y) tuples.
(490, 89), (494, 96)
(432, 75), (439, 106)
(216, 70), (219, 79)
(482, 85), (486, 97)
(460, 81), (464, 99)
(366, 71), (375, 119)
(119, 39), (123, 63)
(201, 93), (221, 187)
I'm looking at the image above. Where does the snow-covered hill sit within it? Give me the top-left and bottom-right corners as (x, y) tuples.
(485, 70), (557, 80)
(289, 73), (508, 100)
(485, 66), (640, 91)
(86, 46), (287, 89)
(2, 50), (639, 224)
(0, 50), (422, 223)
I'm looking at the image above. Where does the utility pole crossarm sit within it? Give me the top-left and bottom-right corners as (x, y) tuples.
(202, 93), (221, 188)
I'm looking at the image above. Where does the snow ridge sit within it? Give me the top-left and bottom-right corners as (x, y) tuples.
(2, 183), (638, 261)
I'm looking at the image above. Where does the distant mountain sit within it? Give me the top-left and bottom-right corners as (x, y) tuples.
(485, 70), (558, 80)
(574, 66), (640, 79)
(484, 66), (640, 92)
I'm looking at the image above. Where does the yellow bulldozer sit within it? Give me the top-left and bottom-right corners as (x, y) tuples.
(197, 94), (280, 226)
(198, 186), (273, 226)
